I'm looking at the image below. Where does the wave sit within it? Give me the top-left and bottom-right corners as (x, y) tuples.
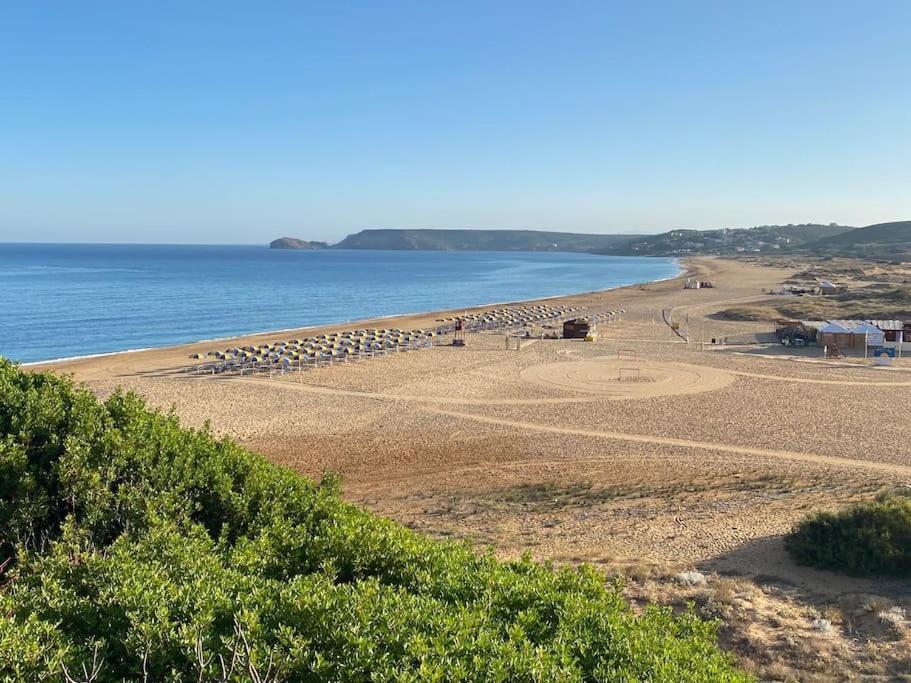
(20, 347), (156, 367)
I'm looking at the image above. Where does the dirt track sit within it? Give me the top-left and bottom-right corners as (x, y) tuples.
(421, 406), (911, 477)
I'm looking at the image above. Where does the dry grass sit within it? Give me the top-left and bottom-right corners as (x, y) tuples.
(714, 305), (782, 322)
(624, 570), (910, 681)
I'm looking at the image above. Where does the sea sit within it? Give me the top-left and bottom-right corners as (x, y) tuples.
(0, 244), (679, 363)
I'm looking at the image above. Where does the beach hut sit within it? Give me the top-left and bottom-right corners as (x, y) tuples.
(563, 318), (590, 339)
(818, 321), (852, 351)
(818, 320), (884, 352)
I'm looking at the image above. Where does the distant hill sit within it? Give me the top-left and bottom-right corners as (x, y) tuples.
(607, 224), (855, 256)
(798, 221), (911, 259)
(270, 222), (908, 259)
(294, 229), (644, 253)
(270, 237), (329, 250)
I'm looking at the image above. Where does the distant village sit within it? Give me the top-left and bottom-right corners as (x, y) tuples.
(630, 224), (842, 256)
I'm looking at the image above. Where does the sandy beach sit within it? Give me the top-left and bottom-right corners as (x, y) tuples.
(34, 256), (911, 560)
(33, 256), (911, 679)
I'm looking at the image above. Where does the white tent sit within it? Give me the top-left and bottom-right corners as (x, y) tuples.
(852, 322), (885, 346)
(819, 322), (852, 334)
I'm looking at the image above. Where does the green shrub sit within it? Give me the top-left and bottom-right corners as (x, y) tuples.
(785, 494), (911, 577)
(0, 359), (749, 681)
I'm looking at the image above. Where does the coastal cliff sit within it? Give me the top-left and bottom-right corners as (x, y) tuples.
(272, 229), (641, 253)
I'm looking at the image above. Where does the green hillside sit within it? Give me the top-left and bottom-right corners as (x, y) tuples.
(333, 228), (642, 252)
(0, 360), (747, 681)
(799, 220), (911, 259)
(268, 221), (909, 259)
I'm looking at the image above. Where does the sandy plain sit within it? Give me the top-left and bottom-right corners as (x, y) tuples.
(34, 256), (911, 680)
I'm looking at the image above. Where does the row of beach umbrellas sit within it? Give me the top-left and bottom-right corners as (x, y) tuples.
(435, 303), (585, 333)
(188, 327), (436, 375)
(585, 309), (625, 325)
(187, 304), (622, 375)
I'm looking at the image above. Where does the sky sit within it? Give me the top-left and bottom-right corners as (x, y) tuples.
(1, 1), (910, 244)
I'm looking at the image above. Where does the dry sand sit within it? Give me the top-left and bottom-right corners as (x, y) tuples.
(33, 256), (911, 680)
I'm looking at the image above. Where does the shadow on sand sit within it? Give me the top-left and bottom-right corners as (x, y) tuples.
(698, 534), (910, 599)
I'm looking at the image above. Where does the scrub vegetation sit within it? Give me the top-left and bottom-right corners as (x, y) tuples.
(785, 493), (911, 577)
(0, 359), (748, 681)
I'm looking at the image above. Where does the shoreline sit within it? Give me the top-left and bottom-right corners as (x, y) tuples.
(25, 258), (689, 369)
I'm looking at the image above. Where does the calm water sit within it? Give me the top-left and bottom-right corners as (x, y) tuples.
(1, 244), (678, 363)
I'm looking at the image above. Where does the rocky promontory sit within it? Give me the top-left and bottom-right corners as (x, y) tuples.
(269, 237), (330, 250)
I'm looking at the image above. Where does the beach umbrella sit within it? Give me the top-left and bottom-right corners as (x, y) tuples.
(189, 353), (204, 360)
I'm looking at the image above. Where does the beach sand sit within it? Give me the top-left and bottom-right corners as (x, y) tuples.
(33, 256), (911, 679)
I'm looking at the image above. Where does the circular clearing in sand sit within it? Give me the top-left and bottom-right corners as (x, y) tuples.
(520, 358), (735, 399)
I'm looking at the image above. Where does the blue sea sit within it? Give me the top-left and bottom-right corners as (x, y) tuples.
(1, 244), (679, 363)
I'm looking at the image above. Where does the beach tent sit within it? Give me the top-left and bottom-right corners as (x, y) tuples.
(819, 322), (851, 334)
(818, 321), (852, 351)
(852, 322), (885, 347)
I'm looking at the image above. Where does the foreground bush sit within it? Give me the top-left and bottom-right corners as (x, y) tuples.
(0, 359), (748, 681)
(785, 494), (911, 577)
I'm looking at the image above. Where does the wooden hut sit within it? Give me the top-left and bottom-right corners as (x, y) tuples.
(563, 318), (590, 339)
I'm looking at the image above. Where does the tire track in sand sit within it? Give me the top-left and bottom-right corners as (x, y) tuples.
(227, 377), (600, 405)
(227, 364), (911, 408)
(420, 407), (911, 477)
(727, 370), (911, 387)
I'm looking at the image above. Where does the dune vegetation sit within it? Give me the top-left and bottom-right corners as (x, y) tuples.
(716, 284), (911, 323)
(785, 493), (911, 577)
(0, 359), (748, 681)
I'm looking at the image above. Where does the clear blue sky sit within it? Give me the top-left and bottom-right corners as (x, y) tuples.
(2, 1), (909, 244)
